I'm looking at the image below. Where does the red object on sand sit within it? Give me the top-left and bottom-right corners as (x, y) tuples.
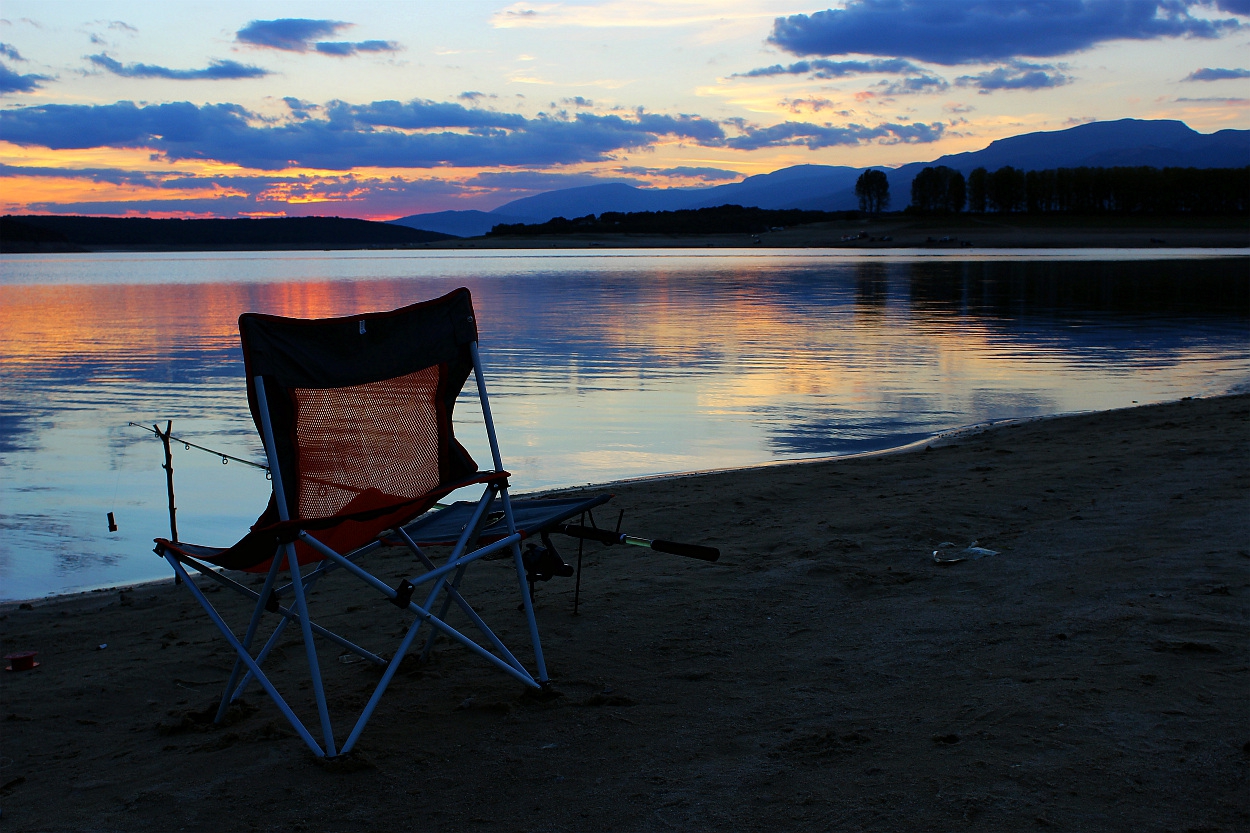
(4, 651), (39, 671)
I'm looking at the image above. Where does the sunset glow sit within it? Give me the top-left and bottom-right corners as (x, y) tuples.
(2, 1), (1248, 219)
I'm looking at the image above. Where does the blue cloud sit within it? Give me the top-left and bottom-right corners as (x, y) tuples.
(0, 99), (726, 169)
(876, 74), (950, 95)
(616, 166), (742, 181)
(1184, 67), (1250, 80)
(0, 162), (156, 186)
(1217, 0), (1250, 13)
(10, 167), (483, 218)
(768, 1), (1241, 65)
(956, 62), (1072, 92)
(737, 58), (923, 79)
(725, 120), (943, 150)
(592, 110), (726, 143)
(236, 18), (345, 51)
(0, 97), (934, 167)
(0, 62), (51, 94)
(1, 43), (24, 61)
(235, 18), (400, 56)
(329, 99), (527, 130)
(465, 171), (626, 191)
(87, 53), (270, 80)
(314, 40), (399, 56)
(1174, 96), (1250, 104)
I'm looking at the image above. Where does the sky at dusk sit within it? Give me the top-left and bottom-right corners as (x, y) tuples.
(2, 1), (1248, 220)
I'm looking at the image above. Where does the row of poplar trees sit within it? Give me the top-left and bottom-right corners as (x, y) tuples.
(907, 164), (1248, 215)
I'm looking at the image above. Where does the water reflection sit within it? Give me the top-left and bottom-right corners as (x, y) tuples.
(0, 252), (1246, 599)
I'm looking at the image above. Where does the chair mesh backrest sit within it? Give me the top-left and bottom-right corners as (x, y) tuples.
(239, 288), (480, 525)
(293, 365), (443, 519)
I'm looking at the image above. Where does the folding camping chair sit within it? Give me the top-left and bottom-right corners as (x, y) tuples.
(153, 288), (611, 758)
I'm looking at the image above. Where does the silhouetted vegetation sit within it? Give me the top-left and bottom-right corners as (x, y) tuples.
(486, 204), (858, 237)
(918, 166), (1249, 215)
(855, 169), (890, 214)
(909, 166), (966, 214)
(1, 215), (454, 253)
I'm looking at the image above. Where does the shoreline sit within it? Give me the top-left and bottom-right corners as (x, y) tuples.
(1, 392), (1246, 830)
(0, 399), (1193, 610)
(4, 220), (1248, 255)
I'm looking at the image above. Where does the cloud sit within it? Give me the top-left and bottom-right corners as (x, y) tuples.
(783, 97), (843, 114)
(737, 58), (923, 79)
(616, 165), (741, 181)
(0, 62), (50, 93)
(4, 165), (488, 218)
(0, 162), (158, 186)
(235, 18), (400, 56)
(314, 40), (399, 56)
(768, 1), (1242, 65)
(562, 96), (595, 107)
(465, 170), (624, 191)
(1175, 96), (1250, 103)
(329, 99), (528, 131)
(282, 97), (319, 120)
(1, 43), (24, 61)
(875, 74), (950, 95)
(1184, 66), (1250, 80)
(1216, 0), (1250, 13)
(236, 18), (345, 51)
(490, 2), (775, 29)
(725, 120), (943, 150)
(87, 53), (270, 80)
(0, 99), (727, 170)
(956, 62), (1072, 92)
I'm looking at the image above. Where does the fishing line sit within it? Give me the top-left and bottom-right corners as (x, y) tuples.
(127, 422), (270, 471)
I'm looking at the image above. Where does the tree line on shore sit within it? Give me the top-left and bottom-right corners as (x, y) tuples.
(0, 215), (452, 253)
(494, 164), (1247, 237)
(486, 205), (858, 237)
(891, 164), (1248, 216)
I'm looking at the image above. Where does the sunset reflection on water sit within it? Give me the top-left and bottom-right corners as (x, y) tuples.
(1, 250), (1246, 599)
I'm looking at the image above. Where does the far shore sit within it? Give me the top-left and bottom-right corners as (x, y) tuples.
(427, 215), (1249, 250)
(5, 216), (1247, 254)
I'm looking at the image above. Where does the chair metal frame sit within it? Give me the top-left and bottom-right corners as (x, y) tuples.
(158, 327), (575, 758)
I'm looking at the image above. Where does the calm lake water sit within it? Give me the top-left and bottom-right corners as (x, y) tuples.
(1, 248), (1247, 601)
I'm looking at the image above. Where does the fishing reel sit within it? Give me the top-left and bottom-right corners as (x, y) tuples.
(522, 532), (574, 583)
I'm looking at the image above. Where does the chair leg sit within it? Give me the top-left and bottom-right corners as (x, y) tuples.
(419, 564), (465, 661)
(284, 542), (337, 757)
(216, 554), (285, 723)
(511, 539), (549, 684)
(164, 553), (325, 757)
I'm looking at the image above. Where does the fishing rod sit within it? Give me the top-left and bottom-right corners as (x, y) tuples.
(128, 422), (269, 471)
(555, 523), (720, 562)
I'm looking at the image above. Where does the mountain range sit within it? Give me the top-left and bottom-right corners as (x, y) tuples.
(390, 119), (1249, 237)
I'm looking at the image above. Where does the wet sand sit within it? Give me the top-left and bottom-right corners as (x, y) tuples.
(1, 394), (1247, 831)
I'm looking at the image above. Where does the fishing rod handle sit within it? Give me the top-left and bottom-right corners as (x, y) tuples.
(650, 540), (720, 562)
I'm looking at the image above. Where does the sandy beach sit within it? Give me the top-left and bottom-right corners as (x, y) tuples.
(1, 394), (1247, 832)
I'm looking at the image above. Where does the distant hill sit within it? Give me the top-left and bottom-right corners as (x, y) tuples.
(489, 183), (689, 223)
(678, 165), (864, 212)
(389, 209), (529, 238)
(878, 119), (1250, 205)
(1, 215), (454, 253)
(388, 119), (1250, 231)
